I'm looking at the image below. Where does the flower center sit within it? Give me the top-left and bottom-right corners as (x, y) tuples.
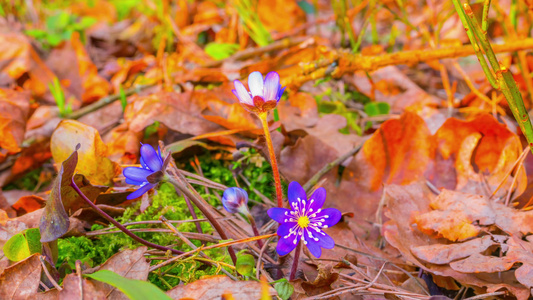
(297, 216), (310, 228)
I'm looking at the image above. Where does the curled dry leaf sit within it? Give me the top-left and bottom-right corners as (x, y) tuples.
(166, 275), (277, 299)
(51, 120), (119, 186)
(39, 145), (78, 243)
(90, 246), (149, 300)
(0, 254), (42, 299)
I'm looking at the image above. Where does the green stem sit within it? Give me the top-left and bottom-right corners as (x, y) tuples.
(453, 0), (533, 155)
(482, 0), (492, 33)
(258, 112), (284, 208)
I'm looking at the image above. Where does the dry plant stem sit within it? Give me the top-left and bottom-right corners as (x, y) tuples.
(40, 256), (62, 291)
(303, 138), (368, 192)
(246, 212), (264, 249)
(70, 178), (184, 255)
(258, 112), (284, 207)
(166, 174), (238, 265)
(66, 84), (151, 120)
(256, 236), (274, 279)
(283, 38), (533, 88)
(149, 233), (276, 272)
(182, 193), (203, 234)
(159, 216), (237, 280)
(289, 242), (302, 281)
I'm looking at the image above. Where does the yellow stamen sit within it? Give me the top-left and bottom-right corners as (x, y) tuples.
(297, 216), (310, 228)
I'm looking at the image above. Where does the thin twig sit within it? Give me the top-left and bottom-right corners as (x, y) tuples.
(159, 216), (237, 280)
(76, 260), (83, 300)
(256, 236), (274, 279)
(303, 138), (368, 192)
(40, 256), (62, 291)
(149, 233), (276, 272)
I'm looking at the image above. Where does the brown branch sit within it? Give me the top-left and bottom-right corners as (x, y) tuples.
(283, 38), (533, 88)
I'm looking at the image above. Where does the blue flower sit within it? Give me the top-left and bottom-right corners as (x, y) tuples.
(232, 71), (286, 114)
(123, 144), (164, 200)
(267, 182), (341, 258)
(222, 187), (249, 214)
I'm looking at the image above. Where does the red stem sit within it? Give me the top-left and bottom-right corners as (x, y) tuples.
(289, 242), (302, 281)
(183, 194), (203, 234)
(70, 178), (183, 255)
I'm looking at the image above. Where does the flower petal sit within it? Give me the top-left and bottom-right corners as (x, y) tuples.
(267, 207), (291, 223)
(126, 183), (155, 200)
(313, 208), (342, 228)
(123, 167), (152, 182)
(287, 181), (307, 210)
(277, 222), (297, 237)
(276, 85), (286, 101)
(308, 187), (326, 213)
(263, 71), (280, 101)
(276, 234), (299, 256)
(140, 157), (149, 169)
(140, 144), (162, 171)
(125, 177), (145, 186)
(303, 228), (335, 258)
(233, 80), (253, 105)
(248, 71), (264, 98)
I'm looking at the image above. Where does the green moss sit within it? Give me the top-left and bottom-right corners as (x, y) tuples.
(57, 151), (275, 290)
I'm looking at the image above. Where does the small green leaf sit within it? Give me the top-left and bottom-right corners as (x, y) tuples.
(85, 270), (172, 300)
(236, 253), (255, 276)
(205, 42), (239, 60)
(3, 228), (42, 261)
(274, 279), (294, 300)
(364, 102), (390, 117)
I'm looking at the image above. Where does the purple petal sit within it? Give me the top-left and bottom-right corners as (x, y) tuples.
(123, 167), (152, 182)
(277, 222), (297, 237)
(287, 181), (307, 210)
(140, 144), (162, 171)
(248, 71), (264, 98)
(140, 157), (149, 169)
(276, 234), (299, 256)
(308, 187), (326, 213)
(268, 207), (291, 223)
(303, 228), (335, 258)
(277, 86), (286, 101)
(125, 177), (145, 186)
(313, 208), (342, 228)
(233, 80), (253, 105)
(263, 72), (280, 101)
(126, 183), (155, 200)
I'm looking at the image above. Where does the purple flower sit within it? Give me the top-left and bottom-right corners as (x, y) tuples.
(267, 182), (341, 258)
(222, 187), (249, 214)
(123, 144), (164, 200)
(232, 71), (286, 114)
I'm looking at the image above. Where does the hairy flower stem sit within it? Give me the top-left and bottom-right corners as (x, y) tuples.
(258, 112), (283, 207)
(166, 174), (238, 265)
(289, 242), (302, 281)
(245, 212), (264, 249)
(70, 177), (184, 255)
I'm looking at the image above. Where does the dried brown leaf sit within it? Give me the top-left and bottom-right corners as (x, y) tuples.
(166, 275), (276, 299)
(0, 254), (42, 299)
(90, 246), (149, 300)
